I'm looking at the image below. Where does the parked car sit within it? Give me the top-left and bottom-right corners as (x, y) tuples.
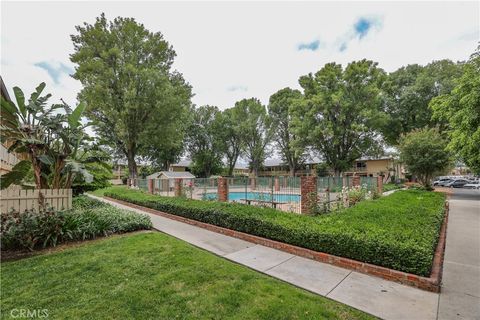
(464, 181), (480, 189)
(434, 178), (453, 187)
(433, 178), (455, 187)
(445, 179), (470, 188)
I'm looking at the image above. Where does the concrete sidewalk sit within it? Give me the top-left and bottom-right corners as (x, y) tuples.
(89, 194), (439, 320)
(438, 189), (480, 320)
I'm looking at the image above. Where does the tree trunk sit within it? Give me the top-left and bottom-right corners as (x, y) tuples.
(289, 166), (296, 177)
(127, 150), (138, 179)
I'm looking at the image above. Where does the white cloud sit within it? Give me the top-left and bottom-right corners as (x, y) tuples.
(1, 1), (478, 110)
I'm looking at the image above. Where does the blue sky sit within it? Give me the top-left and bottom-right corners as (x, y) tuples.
(1, 1), (478, 109)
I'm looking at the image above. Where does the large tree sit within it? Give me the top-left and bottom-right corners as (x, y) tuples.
(216, 107), (244, 176)
(233, 98), (272, 177)
(382, 60), (463, 145)
(71, 14), (191, 179)
(398, 128), (451, 187)
(431, 48), (480, 174)
(185, 105), (224, 178)
(291, 60), (387, 175)
(268, 88), (305, 176)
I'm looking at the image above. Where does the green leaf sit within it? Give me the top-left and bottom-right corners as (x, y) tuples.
(68, 102), (86, 128)
(38, 154), (54, 166)
(0, 160), (31, 190)
(12, 87), (26, 118)
(30, 82), (46, 102)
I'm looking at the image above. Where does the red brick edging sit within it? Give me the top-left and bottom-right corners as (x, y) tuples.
(105, 196), (449, 293)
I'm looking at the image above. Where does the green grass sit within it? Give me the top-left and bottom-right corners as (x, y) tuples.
(100, 186), (446, 276)
(1, 232), (373, 320)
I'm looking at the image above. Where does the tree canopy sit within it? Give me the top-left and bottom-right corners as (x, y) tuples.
(431, 48), (480, 174)
(71, 14), (191, 179)
(268, 88), (305, 176)
(185, 105), (224, 178)
(233, 98), (272, 177)
(382, 60), (463, 145)
(291, 60), (387, 175)
(398, 128), (451, 187)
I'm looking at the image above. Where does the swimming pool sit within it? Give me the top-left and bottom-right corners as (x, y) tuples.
(204, 192), (300, 203)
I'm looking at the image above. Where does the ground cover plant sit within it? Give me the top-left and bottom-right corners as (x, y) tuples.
(0, 196), (152, 251)
(0, 232), (373, 320)
(103, 186), (446, 276)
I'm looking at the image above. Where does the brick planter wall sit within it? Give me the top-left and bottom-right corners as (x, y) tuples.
(300, 176), (317, 214)
(217, 177), (229, 202)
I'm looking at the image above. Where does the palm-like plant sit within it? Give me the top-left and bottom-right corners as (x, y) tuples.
(0, 83), (98, 190)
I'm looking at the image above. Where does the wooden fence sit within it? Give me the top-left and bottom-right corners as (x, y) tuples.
(0, 189), (72, 214)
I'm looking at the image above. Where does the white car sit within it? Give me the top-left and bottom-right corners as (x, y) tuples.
(464, 181), (480, 189)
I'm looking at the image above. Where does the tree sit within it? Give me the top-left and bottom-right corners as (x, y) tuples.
(71, 14), (191, 179)
(268, 88), (306, 176)
(382, 60), (463, 145)
(399, 128), (451, 187)
(185, 106), (224, 178)
(233, 98), (272, 177)
(216, 108), (244, 176)
(431, 48), (480, 174)
(291, 60), (387, 175)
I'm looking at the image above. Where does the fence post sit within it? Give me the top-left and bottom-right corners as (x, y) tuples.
(377, 175), (383, 194)
(174, 178), (183, 197)
(274, 177), (280, 191)
(218, 177), (229, 202)
(301, 176), (317, 214)
(148, 179), (154, 194)
(352, 175), (360, 187)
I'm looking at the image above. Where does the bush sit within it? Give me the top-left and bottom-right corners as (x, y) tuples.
(104, 187), (446, 276)
(1, 196), (152, 251)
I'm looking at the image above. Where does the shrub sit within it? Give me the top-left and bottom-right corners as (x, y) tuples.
(104, 187), (446, 276)
(1, 196), (152, 251)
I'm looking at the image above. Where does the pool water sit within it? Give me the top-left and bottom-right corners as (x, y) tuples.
(204, 192), (300, 203)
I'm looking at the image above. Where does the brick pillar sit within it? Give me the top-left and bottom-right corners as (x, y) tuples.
(148, 179), (154, 194)
(174, 178), (183, 197)
(352, 176), (360, 187)
(218, 177), (229, 202)
(301, 176), (317, 214)
(250, 177), (256, 190)
(274, 177), (280, 191)
(377, 175), (383, 194)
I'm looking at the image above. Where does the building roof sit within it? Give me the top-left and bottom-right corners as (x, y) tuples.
(171, 159), (192, 167)
(147, 171), (195, 179)
(0, 76), (11, 102)
(357, 156), (394, 161)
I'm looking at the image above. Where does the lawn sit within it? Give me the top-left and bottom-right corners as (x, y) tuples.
(1, 232), (373, 320)
(101, 186), (446, 276)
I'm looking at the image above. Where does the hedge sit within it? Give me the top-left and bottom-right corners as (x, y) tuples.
(104, 187), (446, 276)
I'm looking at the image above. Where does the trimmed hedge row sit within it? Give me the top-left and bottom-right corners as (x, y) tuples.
(104, 187), (446, 276)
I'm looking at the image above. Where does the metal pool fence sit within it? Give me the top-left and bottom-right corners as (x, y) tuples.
(131, 175), (381, 214)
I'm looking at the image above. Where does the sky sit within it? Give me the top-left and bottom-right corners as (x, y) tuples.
(1, 1), (479, 110)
